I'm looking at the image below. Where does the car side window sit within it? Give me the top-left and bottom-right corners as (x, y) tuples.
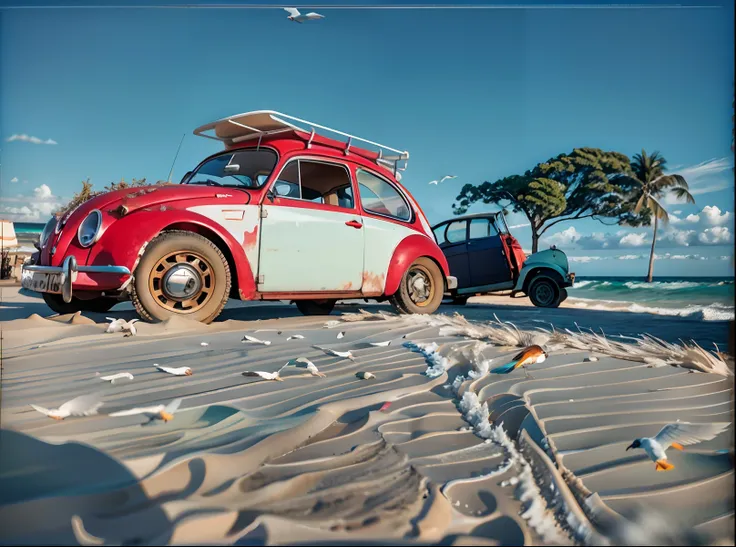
(469, 218), (499, 240)
(445, 220), (468, 244)
(356, 169), (411, 221)
(272, 160), (354, 209)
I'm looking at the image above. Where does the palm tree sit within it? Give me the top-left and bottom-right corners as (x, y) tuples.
(621, 150), (695, 282)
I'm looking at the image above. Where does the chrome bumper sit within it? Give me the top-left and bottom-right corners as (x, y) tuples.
(22, 256), (131, 303)
(446, 276), (458, 290)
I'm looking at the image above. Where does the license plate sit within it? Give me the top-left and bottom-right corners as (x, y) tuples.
(21, 270), (64, 294)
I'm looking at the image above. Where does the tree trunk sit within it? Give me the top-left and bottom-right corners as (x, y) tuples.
(646, 216), (658, 283)
(531, 232), (539, 254)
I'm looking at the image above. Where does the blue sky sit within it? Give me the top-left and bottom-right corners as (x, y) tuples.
(1, 0), (734, 277)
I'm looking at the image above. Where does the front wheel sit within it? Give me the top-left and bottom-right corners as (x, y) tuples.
(389, 257), (444, 315)
(43, 293), (118, 314)
(131, 230), (231, 324)
(527, 276), (560, 308)
(295, 299), (337, 316)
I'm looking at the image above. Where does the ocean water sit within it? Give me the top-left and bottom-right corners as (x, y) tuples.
(13, 222), (45, 235)
(568, 277), (734, 321)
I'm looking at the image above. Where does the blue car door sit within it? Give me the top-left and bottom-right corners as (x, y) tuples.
(434, 219), (471, 289)
(467, 217), (512, 287)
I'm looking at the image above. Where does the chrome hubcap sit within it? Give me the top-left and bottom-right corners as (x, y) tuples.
(163, 264), (202, 299)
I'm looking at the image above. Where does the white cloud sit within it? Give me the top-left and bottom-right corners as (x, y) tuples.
(617, 254), (644, 260)
(673, 210), (682, 215)
(509, 222), (531, 229)
(10, 177), (18, 183)
(619, 232), (648, 247)
(700, 205), (731, 226)
(568, 255), (604, 263)
(545, 226), (581, 247)
(684, 214), (700, 223)
(698, 226), (731, 245)
(663, 157), (733, 201)
(0, 184), (62, 222)
(6, 134), (58, 145)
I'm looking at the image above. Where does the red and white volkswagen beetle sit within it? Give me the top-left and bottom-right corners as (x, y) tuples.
(22, 111), (457, 323)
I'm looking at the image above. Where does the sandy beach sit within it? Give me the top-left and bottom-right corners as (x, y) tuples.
(0, 287), (733, 545)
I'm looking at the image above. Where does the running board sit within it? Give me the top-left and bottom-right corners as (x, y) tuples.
(456, 281), (515, 295)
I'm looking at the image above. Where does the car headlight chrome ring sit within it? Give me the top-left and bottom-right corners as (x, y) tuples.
(77, 209), (102, 247)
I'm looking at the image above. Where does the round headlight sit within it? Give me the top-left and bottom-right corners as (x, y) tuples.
(77, 210), (102, 247)
(40, 216), (58, 248)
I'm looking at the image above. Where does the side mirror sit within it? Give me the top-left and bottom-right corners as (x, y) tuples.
(223, 164), (240, 174)
(266, 189), (276, 203)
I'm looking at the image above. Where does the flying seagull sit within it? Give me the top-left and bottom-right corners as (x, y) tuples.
(626, 422), (731, 472)
(121, 319), (139, 337)
(292, 357), (326, 378)
(428, 175), (457, 185)
(105, 317), (125, 333)
(287, 334), (305, 341)
(284, 7), (325, 24)
(313, 345), (355, 361)
(242, 362), (290, 382)
(490, 345), (547, 379)
(30, 393), (103, 421)
(109, 398), (183, 423)
(369, 340), (392, 347)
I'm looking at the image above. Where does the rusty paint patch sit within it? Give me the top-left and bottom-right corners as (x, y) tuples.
(361, 271), (385, 294)
(243, 225), (258, 251)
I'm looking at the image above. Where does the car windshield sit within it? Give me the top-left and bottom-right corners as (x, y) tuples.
(184, 149), (278, 188)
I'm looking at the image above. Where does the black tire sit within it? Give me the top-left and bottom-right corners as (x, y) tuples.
(131, 230), (231, 324)
(527, 276), (560, 308)
(43, 293), (117, 314)
(558, 288), (569, 304)
(295, 299), (336, 316)
(451, 296), (469, 306)
(389, 257), (445, 315)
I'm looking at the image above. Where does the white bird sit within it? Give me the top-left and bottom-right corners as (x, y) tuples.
(313, 345), (355, 361)
(626, 422), (731, 472)
(287, 334), (305, 340)
(105, 317), (125, 333)
(109, 398), (182, 423)
(369, 340), (392, 347)
(292, 357), (326, 378)
(200, 342), (209, 347)
(242, 334), (272, 346)
(284, 7), (325, 23)
(154, 364), (193, 376)
(97, 372), (134, 384)
(428, 175), (457, 185)
(337, 331), (345, 339)
(121, 319), (139, 337)
(30, 393), (103, 421)
(242, 362), (289, 382)
(356, 371), (375, 380)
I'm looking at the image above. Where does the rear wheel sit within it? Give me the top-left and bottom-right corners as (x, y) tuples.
(295, 299), (336, 316)
(43, 293), (117, 315)
(132, 230), (231, 324)
(389, 257), (444, 315)
(527, 276), (560, 308)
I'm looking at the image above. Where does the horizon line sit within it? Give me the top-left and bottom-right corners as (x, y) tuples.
(0, 4), (724, 10)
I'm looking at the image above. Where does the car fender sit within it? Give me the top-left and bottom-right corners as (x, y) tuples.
(515, 264), (567, 293)
(384, 234), (451, 296)
(87, 209), (257, 299)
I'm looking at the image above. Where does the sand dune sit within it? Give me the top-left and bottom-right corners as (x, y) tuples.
(0, 296), (733, 545)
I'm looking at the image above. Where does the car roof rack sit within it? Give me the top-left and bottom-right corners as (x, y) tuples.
(193, 110), (410, 177)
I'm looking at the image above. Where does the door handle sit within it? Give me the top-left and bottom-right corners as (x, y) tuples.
(345, 220), (363, 229)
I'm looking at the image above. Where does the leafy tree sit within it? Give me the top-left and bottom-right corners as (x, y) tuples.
(612, 150), (694, 282)
(453, 148), (635, 253)
(54, 177), (171, 218)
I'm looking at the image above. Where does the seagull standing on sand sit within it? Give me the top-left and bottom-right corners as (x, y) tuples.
(428, 175), (457, 185)
(284, 7), (325, 23)
(30, 393), (103, 421)
(109, 398), (182, 423)
(154, 364), (193, 376)
(490, 345), (547, 379)
(626, 422), (731, 472)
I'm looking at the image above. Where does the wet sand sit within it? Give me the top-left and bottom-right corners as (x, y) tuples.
(0, 287), (733, 545)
